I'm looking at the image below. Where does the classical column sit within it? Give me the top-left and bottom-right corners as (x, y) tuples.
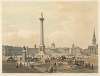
(39, 12), (45, 53)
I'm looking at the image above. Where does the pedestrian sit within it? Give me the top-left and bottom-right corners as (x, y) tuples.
(53, 62), (57, 72)
(48, 66), (53, 73)
(16, 63), (18, 68)
(20, 62), (22, 67)
(48, 64), (54, 73)
(85, 63), (87, 68)
(91, 64), (94, 70)
(88, 63), (91, 69)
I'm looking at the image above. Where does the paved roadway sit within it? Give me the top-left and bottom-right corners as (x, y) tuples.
(2, 61), (97, 73)
(2, 61), (43, 73)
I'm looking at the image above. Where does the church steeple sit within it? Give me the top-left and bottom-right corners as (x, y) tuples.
(92, 28), (96, 45)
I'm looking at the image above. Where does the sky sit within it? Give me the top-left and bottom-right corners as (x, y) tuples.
(2, 1), (98, 48)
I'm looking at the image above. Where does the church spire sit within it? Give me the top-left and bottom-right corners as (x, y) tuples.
(92, 28), (96, 45)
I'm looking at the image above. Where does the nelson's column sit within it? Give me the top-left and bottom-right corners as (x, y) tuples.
(39, 12), (45, 58)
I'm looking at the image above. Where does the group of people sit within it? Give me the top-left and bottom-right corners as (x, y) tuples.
(85, 63), (94, 70)
(46, 56), (95, 72)
(48, 62), (57, 73)
(15, 58), (22, 68)
(15, 55), (95, 72)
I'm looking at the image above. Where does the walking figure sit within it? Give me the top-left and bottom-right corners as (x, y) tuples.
(48, 66), (54, 73)
(16, 63), (18, 68)
(91, 64), (94, 70)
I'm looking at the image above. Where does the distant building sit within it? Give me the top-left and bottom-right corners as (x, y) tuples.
(2, 45), (22, 56)
(88, 29), (98, 55)
(83, 48), (89, 56)
(71, 43), (83, 56)
(64, 48), (70, 55)
(71, 43), (75, 55)
(51, 42), (55, 49)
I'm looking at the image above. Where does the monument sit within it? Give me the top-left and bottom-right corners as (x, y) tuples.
(36, 12), (47, 63)
(39, 12), (45, 54)
(22, 46), (27, 65)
